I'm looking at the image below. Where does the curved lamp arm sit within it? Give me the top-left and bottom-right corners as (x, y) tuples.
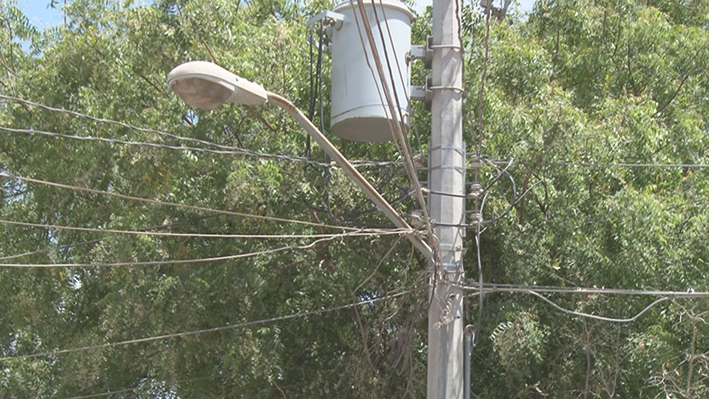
(266, 92), (433, 259)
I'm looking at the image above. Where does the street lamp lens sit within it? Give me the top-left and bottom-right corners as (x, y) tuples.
(169, 77), (232, 110)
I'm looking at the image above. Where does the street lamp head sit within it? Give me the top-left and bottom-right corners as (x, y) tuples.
(167, 61), (268, 110)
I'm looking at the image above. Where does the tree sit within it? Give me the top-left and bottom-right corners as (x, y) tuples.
(0, 0), (708, 398)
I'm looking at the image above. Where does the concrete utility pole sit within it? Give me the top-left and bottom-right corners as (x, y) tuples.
(427, 0), (465, 395)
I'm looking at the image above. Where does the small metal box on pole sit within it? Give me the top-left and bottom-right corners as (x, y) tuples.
(308, 0), (414, 142)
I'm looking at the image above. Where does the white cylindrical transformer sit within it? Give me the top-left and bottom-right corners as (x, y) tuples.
(329, 0), (414, 142)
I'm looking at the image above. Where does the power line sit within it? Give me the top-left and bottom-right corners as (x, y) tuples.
(0, 214), (223, 261)
(0, 94), (233, 151)
(0, 232), (410, 268)
(375, 0), (410, 103)
(0, 219), (410, 240)
(0, 125), (323, 163)
(353, 0), (435, 248)
(0, 94), (399, 169)
(0, 172), (363, 231)
(62, 386), (140, 399)
(538, 161), (709, 169)
(0, 125), (396, 169)
(481, 157), (709, 169)
(457, 282), (709, 297)
(455, 282), (697, 323)
(60, 376), (215, 399)
(527, 291), (669, 323)
(474, 0), (493, 155)
(0, 290), (412, 362)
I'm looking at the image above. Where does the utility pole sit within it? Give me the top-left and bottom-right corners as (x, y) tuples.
(427, 0), (465, 396)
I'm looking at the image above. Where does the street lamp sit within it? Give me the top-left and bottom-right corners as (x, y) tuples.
(167, 61), (432, 258)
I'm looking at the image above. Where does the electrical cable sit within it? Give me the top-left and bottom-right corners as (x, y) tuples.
(539, 161), (709, 169)
(482, 180), (541, 225)
(0, 214), (223, 261)
(61, 386), (142, 399)
(480, 157), (709, 169)
(306, 26), (314, 157)
(456, 282), (709, 297)
(453, 282), (697, 323)
(472, 225), (483, 346)
(481, 157), (514, 194)
(60, 376), (215, 399)
(0, 290), (413, 362)
(527, 291), (669, 323)
(317, 20), (325, 136)
(0, 219), (409, 239)
(0, 172), (364, 231)
(370, 0), (408, 133)
(0, 125), (395, 169)
(353, 0), (435, 251)
(0, 94), (244, 152)
(0, 125), (308, 159)
(475, 0), (493, 155)
(0, 95), (400, 169)
(0, 232), (413, 268)
(376, 0), (410, 103)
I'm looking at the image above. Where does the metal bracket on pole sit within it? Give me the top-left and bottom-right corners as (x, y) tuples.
(409, 36), (434, 69)
(411, 77), (433, 110)
(306, 10), (346, 30)
(439, 243), (466, 254)
(411, 80), (432, 111)
(441, 261), (461, 272)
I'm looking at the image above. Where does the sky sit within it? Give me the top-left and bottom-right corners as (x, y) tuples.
(18, 0), (64, 29)
(19, 0), (536, 29)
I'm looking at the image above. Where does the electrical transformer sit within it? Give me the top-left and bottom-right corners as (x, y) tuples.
(311, 0), (414, 142)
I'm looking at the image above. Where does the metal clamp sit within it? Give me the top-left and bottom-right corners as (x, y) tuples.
(429, 145), (466, 156)
(429, 164), (466, 173)
(306, 10), (346, 30)
(429, 85), (465, 93)
(441, 261), (461, 271)
(429, 44), (463, 50)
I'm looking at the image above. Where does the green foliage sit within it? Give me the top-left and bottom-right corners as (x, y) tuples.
(0, 0), (708, 397)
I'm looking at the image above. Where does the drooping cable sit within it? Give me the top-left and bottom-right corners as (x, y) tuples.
(0, 232), (411, 268)
(0, 125), (397, 169)
(0, 290), (413, 362)
(0, 219), (411, 239)
(60, 376), (216, 399)
(352, 0), (435, 249)
(527, 291), (669, 323)
(0, 214), (223, 261)
(455, 282), (709, 297)
(0, 172), (363, 231)
(0, 94), (248, 152)
(0, 95), (401, 169)
(480, 156), (709, 169)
